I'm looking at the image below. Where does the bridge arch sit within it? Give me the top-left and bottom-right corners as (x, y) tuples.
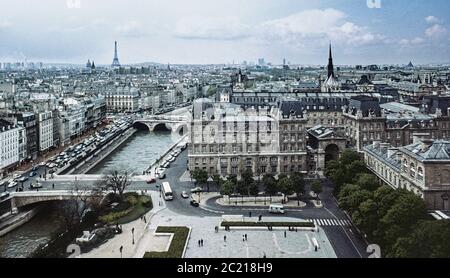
(173, 123), (189, 136)
(153, 123), (171, 132)
(133, 121), (152, 131)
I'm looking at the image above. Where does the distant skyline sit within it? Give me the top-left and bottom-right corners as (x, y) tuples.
(0, 0), (449, 65)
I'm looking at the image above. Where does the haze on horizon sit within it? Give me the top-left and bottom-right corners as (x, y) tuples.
(0, 0), (449, 66)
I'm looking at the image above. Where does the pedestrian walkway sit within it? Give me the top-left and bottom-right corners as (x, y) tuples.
(306, 218), (351, 227)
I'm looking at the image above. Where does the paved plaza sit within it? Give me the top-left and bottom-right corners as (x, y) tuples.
(149, 209), (337, 258)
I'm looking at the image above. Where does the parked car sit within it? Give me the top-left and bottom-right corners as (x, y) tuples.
(191, 187), (203, 194)
(13, 174), (21, 180)
(7, 181), (18, 188)
(190, 200), (199, 207)
(29, 171), (37, 177)
(146, 178), (156, 184)
(17, 177), (29, 183)
(181, 191), (189, 199)
(157, 171), (166, 179)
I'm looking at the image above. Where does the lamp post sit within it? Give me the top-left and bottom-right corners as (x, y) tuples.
(132, 228), (135, 245)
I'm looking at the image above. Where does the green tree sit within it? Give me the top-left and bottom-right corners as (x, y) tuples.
(311, 180), (323, 200)
(290, 173), (305, 206)
(241, 169), (254, 196)
(278, 177), (294, 203)
(344, 189), (372, 214)
(262, 174), (278, 202)
(352, 199), (379, 237)
(355, 173), (380, 191)
(212, 175), (224, 189)
(191, 169), (208, 187)
(390, 220), (450, 258)
(379, 192), (428, 252)
(340, 150), (361, 166)
(338, 184), (361, 210)
(220, 180), (235, 204)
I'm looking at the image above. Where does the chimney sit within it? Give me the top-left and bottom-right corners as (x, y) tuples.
(372, 140), (381, 149)
(421, 139), (434, 152)
(387, 147), (397, 158)
(379, 143), (390, 153)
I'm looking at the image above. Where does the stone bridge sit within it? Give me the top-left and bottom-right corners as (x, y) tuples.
(133, 115), (189, 135)
(7, 190), (99, 213)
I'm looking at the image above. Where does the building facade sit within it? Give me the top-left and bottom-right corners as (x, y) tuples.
(364, 138), (450, 210)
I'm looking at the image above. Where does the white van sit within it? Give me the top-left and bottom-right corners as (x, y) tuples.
(269, 204), (285, 214)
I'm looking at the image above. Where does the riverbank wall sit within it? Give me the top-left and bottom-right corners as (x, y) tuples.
(0, 206), (41, 237)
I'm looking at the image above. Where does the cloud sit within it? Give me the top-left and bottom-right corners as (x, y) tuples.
(425, 16), (440, 24)
(259, 9), (384, 47)
(0, 20), (13, 29)
(173, 16), (251, 40)
(425, 24), (447, 38)
(114, 20), (164, 38)
(399, 37), (425, 46)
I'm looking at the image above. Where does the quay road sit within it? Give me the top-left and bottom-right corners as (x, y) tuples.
(27, 148), (369, 258)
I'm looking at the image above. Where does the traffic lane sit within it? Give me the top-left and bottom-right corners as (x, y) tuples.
(322, 226), (366, 258)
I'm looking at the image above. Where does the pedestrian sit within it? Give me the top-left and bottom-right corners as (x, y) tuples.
(284, 231), (287, 238)
(52, 183), (55, 189)
(201, 239), (204, 246)
(224, 235), (227, 242)
(198, 240), (201, 247)
(249, 211), (252, 218)
(144, 216), (147, 223)
(242, 235), (245, 242)
(245, 234), (248, 241)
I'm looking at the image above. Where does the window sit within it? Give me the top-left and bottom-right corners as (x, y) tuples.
(410, 163), (416, 178)
(417, 167), (424, 181)
(403, 159), (408, 173)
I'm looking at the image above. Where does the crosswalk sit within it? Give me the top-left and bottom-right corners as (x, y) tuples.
(306, 218), (352, 227)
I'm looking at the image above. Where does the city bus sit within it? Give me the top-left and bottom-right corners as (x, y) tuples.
(161, 182), (173, 201)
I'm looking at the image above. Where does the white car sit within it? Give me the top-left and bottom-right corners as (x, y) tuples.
(7, 182), (18, 188)
(13, 174), (21, 180)
(181, 191), (189, 199)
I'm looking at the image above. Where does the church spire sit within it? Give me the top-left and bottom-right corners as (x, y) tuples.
(327, 43), (335, 79)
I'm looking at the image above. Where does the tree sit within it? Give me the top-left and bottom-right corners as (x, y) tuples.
(379, 192), (428, 252)
(191, 169), (208, 188)
(58, 183), (103, 232)
(241, 169), (255, 196)
(311, 181), (323, 200)
(340, 150), (361, 166)
(355, 173), (380, 191)
(338, 184), (361, 210)
(262, 174), (278, 202)
(352, 199), (379, 237)
(212, 175), (224, 191)
(220, 180), (235, 204)
(291, 173), (305, 206)
(390, 220), (450, 258)
(278, 177), (294, 203)
(101, 169), (132, 200)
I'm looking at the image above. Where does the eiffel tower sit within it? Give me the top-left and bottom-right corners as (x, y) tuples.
(111, 41), (121, 67)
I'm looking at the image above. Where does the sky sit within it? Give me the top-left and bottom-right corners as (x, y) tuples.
(0, 0), (449, 65)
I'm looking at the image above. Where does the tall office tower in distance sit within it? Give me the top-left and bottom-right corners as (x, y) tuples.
(111, 41), (121, 68)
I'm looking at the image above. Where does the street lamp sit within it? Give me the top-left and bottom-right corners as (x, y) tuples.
(132, 228), (135, 245)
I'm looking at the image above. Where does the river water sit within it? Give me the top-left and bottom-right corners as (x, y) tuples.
(0, 129), (178, 258)
(88, 129), (179, 175)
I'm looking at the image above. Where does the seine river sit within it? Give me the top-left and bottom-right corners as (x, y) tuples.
(0, 129), (177, 258)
